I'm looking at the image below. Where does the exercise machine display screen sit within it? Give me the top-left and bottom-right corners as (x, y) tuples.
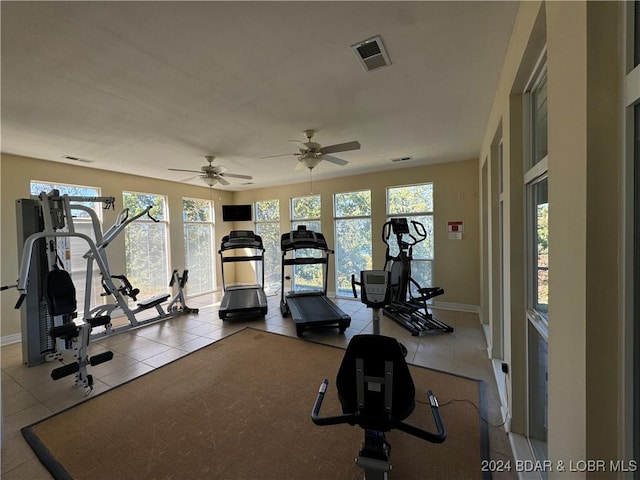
(361, 270), (390, 308)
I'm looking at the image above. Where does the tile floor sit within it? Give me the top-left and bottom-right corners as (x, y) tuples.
(1, 293), (515, 479)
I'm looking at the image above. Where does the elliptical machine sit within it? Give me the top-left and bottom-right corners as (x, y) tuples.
(382, 218), (453, 336)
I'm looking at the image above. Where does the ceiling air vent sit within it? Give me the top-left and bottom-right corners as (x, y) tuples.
(62, 155), (95, 164)
(351, 36), (391, 72)
(390, 156), (413, 163)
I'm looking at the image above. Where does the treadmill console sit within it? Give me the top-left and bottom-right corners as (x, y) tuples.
(281, 225), (328, 251)
(222, 230), (263, 249)
(360, 270), (391, 308)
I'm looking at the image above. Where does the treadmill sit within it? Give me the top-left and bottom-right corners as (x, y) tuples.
(280, 225), (351, 337)
(218, 230), (268, 320)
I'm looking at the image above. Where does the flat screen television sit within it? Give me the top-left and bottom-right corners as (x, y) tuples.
(222, 204), (252, 222)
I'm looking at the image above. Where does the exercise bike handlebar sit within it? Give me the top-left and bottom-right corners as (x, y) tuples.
(312, 380), (447, 444)
(311, 379), (355, 426)
(395, 390), (447, 444)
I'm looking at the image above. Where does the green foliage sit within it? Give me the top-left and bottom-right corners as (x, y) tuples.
(387, 184), (433, 214)
(183, 198), (212, 222)
(291, 195), (321, 220)
(123, 191), (166, 220)
(123, 192), (169, 297)
(255, 220), (281, 288)
(335, 218), (372, 295)
(335, 191), (371, 217)
(184, 223), (214, 294)
(255, 199), (280, 222)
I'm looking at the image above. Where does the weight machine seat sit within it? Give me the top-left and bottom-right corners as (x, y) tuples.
(336, 334), (415, 433)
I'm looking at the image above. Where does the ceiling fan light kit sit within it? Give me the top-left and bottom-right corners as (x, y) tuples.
(168, 155), (252, 188)
(202, 176), (218, 187)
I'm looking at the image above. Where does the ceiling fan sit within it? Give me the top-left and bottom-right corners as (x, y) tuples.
(168, 156), (252, 187)
(262, 130), (360, 171)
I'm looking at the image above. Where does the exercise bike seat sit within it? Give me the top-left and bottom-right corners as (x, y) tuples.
(336, 334), (415, 432)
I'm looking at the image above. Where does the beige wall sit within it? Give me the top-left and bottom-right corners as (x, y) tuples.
(0, 153), (234, 338)
(1, 154), (480, 340)
(478, 0), (624, 474)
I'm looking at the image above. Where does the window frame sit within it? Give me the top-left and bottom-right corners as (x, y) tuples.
(290, 194), (322, 291)
(523, 51), (549, 471)
(30, 180), (104, 316)
(333, 189), (373, 298)
(386, 183), (436, 291)
(254, 199), (281, 292)
(122, 190), (171, 300)
(182, 197), (216, 296)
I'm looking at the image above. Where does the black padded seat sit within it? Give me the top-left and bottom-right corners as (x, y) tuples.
(336, 334), (416, 432)
(44, 268), (77, 316)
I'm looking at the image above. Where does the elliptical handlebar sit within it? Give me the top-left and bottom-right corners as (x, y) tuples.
(382, 218), (427, 249)
(351, 274), (361, 299)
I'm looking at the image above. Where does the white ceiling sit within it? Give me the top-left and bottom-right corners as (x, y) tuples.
(1, 1), (519, 191)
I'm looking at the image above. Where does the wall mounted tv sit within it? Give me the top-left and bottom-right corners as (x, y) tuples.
(222, 204), (252, 222)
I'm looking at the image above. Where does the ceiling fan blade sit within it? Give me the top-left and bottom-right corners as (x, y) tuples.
(180, 175), (202, 182)
(169, 168), (203, 174)
(259, 153), (296, 159)
(320, 140), (361, 155)
(288, 140), (309, 150)
(217, 176), (231, 186)
(322, 155), (349, 166)
(220, 172), (253, 180)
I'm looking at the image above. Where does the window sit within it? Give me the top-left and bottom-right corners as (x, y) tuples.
(334, 190), (372, 297)
(255, 199), (280, 293)
(122, 191), (170, 300)
(386, 184), (435, 293)
(183, 198), (215, 296)
(524, 55), (549, 472)
(290, 195), (322, 290)
(30, 181), (104, 316)
(633, 102), (639, 473)
(631, 2), (640, 467)
(529, 70), (548, 169)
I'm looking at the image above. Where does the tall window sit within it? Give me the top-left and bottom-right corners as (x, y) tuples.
(633, 101), (640, 473)
(290, 195), (322, 290)
(255, 199), (280, 292)
(30, 180), (103, 316)
(628, 0), (640, 468)
(122, 191), (170, 300)
(524, 54), (549, 470)
(183, 198), (215, 296)
(386, 184), (435, 293)
(334, 190), (372, 297)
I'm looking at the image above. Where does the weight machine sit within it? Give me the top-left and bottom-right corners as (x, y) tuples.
(83, 205), (198, 330)
(12, 190), (197, 380)
(381, 218), (453, 336)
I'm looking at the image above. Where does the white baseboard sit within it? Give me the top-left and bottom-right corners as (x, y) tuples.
(1, 333), (21, 346)
(432, 301), (480, 314)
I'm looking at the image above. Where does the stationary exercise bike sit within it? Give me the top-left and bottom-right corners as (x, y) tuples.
(312, 270), (446, 480)
(382, 218), (453, 336)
